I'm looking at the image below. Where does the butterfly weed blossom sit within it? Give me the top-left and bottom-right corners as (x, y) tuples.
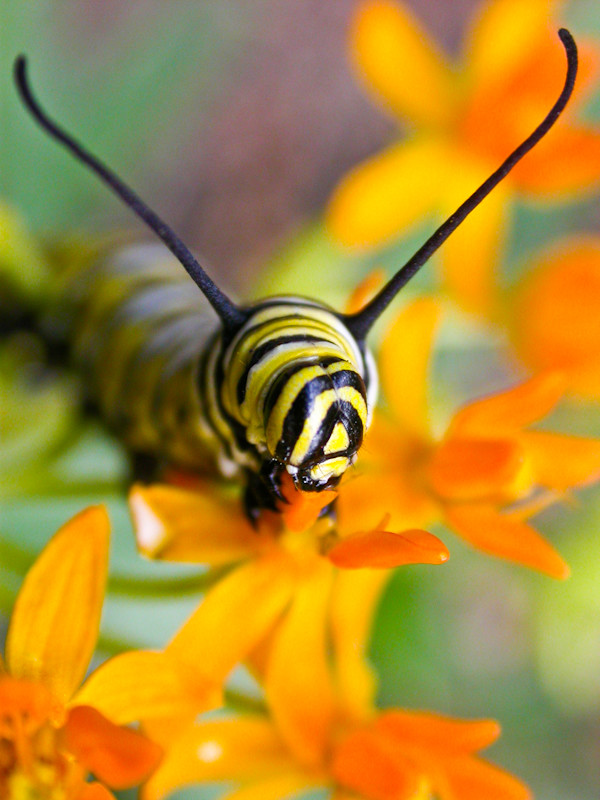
(5, 7), (598, 800)
(327, 0), (600, 316)
(0, 506), (235, 800)
(337, 295), (600, 578)
(0, 507), (167, 799)
(142, 622), (531, 800)
(508, 236), (600, 400)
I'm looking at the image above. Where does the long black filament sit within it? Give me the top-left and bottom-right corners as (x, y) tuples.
(344, 28), (578, 342)
(14, 55), (248, 332)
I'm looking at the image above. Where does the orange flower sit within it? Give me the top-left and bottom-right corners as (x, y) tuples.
(338, 297), (600, 578)
(142, 594), (529, 800)
(509, 236), (600, 400)
(327, 0), (600, 316)
(129, 472), (448, 743)
(0, 506), (211, 799)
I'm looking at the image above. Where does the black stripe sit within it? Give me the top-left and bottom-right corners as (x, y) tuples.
(263, 356), (342, 424)
(236, 334), (326, 405)
(275, 367), (366, 461)
(300, 399), (364, 467)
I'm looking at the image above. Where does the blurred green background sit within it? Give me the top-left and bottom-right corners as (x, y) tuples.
(2, 1), (600, 798)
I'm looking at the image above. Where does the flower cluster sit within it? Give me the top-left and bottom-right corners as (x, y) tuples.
(4, 1), (600, 799)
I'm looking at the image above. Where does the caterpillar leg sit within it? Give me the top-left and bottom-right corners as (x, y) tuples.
(243, 460), (287, 525)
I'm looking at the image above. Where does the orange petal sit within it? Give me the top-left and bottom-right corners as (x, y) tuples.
(265, 560), (336, 767)
(142, 717), (293, 800)
(338, 449), (440, 534)
(438, 153), (509, 317)
(428, 437), (526, 501)
(376, 711), (501, 754)
(167, 555), (295, 687)
(521, 431), (600, 491)
(443, 503), (569, 579)
(465, 0), (563, 88)
(73, 650), (219, 726)
(77, 783), (116, 800)
(345, 268), (386, 315)
(511, 126), (600, 197)
(65, 705), (162, 790)
(379, 297), (441, 436)
(332, 728), (423, 800)
(331, 569), (390, 721)
(278, 472), (338, 533)
(442, 756), (531, 800)
(351, 0), (455, 127)
(448, 373), (566, 438)
(129, 484), (258, 564)
(326, 137), (451, 249)
(461, 4), (598, 170)
(511, 238), (600, 398)
(328, 527), (449, 569)
(6, 506), (109, 704)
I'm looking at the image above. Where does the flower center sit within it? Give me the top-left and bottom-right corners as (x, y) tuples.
(0, 678), (81, 800)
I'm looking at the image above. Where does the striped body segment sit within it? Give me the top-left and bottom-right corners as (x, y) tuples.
(61, 242), (377, 508)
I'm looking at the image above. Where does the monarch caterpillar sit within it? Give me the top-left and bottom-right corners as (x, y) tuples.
(13, 30), (577, 520)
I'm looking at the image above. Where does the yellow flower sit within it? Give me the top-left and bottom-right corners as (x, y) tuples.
(509, 236), (600, 399)
(0, 506), (211, 799)
(337, 296), (600, 578)
(129, 471), (449, 743)
(327, 0), (600, 315)
(142, 601), (529, 800)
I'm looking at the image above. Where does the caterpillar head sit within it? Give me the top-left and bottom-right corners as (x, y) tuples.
(263, 356), (369, 492)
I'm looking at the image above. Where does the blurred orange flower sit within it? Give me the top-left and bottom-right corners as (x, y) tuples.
(128, 471), (449, 742)
(510, 236), (600, 400)
(327, 0), (600, 316)
(143, 604), (529, 800)
(338, 297), (600, 578)
(0, 507), (167, 799)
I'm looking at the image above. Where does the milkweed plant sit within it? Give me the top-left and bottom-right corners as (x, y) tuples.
(2, 1), (600, 799)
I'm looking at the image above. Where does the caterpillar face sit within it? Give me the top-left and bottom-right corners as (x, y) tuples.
(219, 298), (375, 494)
(265, 355), (368, 492)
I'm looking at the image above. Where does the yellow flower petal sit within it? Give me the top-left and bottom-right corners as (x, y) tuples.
(129, 484), (259, 564)
(167, 555), (295, 687)
(438, 152), (510, 316)
(443, 503), (569, 579)
(6, 506), (109, 704)
(379, 297), (441, 436)
(73, 650), (220, 726)
(448, 373), (565, 438)
(521, 431), (600, 491)
(142, 717), (293, 800)
(351, 0), (455, 127)
(326, 137), (451, 249)
(265, 560), (336, 767)
(330, 569), (390, 721)
(465, 0), (562, 87)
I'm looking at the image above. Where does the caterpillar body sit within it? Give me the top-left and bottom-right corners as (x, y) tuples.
(64, 241), (376, 514)
(13, 29), (578, 519)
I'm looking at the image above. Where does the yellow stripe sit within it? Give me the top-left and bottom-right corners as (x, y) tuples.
(288, 385), (367, 466)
